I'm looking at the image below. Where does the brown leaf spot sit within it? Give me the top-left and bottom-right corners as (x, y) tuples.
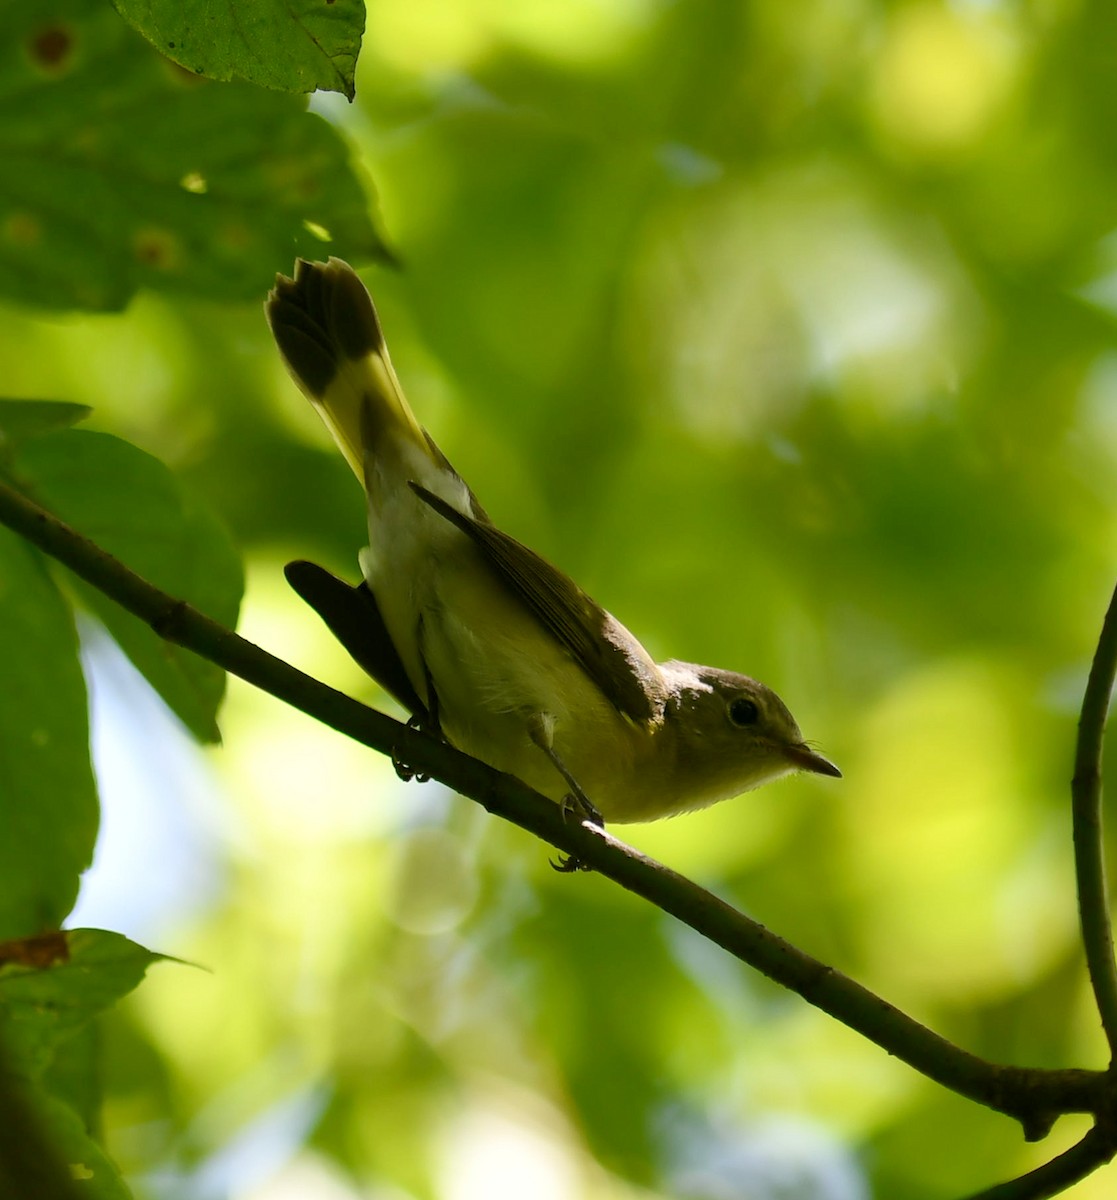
(0, 931), (70, 969)
(133, 228), (182, 271)
(218, 222), (253, 251)
(28, 24), (74, 74)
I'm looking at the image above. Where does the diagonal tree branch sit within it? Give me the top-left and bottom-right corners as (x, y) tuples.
(963, 1124), (1115, 1200)
(1071, 581), (1117, 1059)
(0, 476), (1108, 1142)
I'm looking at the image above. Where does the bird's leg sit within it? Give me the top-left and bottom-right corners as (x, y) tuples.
(393, 644), (443, 783)
(528, 717), (602, 873)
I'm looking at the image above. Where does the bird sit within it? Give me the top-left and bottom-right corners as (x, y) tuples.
(265, 257), (839, 842)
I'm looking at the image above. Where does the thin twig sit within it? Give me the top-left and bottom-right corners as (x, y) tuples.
(1072, 582), (1117, 1059)
(962, 1124), (1115, 1200)
(0, 477), (1106, 1140)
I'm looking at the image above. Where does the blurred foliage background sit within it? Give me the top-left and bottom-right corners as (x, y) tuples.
(4, 0), (1117, 1196)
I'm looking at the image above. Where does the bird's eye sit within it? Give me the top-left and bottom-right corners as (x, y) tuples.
(728, 697), (759, 727)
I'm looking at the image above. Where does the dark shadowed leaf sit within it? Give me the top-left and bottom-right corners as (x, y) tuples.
(0, 400), (92, 446)
(0, 530), (97, 941)
(32, 1088), (132, 1199)
(0, 1071), (133, 1200)
(15, 429), (244, 742)
(0, 0), (386, 312)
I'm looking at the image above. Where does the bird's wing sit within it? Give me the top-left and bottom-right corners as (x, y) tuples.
(408, 483), (662, 724)
(284, 559), (430, 722)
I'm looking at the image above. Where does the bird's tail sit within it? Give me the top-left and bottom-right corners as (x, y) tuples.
(265, 258), (427, 481)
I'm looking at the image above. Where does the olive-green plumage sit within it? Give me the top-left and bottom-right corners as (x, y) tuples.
(266, 258), (839, 822)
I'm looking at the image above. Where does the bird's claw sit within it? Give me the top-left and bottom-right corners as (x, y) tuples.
(550, 791), (605, 873)
(550, 852), (593, 873)
(392, 713), (434, 782)
(560, 790), (604, 829)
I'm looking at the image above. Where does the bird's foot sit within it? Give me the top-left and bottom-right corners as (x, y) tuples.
(550, 790), (605, 873)
(392, 713), (435, 783)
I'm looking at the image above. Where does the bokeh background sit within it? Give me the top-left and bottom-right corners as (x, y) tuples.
(6, 0), (1117, 1196)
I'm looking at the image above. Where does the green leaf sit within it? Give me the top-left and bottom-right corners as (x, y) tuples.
(0, 530), (97, 941)
(112, 0), (365, 101)
(41, 1022), (100, 1139)
(0, 400), (92, 448)
(0, 929), (162, 1081)
(15, 1083), (132, 1200)
(15, 429), (244, 743)
(0, 0), (387, 312)
(0, 930), (161, 1199)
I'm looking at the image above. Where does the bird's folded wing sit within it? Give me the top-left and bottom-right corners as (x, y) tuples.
(408, 483), (662, 725)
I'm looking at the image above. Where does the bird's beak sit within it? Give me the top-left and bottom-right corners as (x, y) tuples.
(786, 743), (842, 778)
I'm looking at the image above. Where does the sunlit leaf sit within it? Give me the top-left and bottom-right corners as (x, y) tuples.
(112, 0), (365, 100)
(0, 930), (163, 1198)
(0, 921), (164, 1084)
(0, 929), (162, 1080)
